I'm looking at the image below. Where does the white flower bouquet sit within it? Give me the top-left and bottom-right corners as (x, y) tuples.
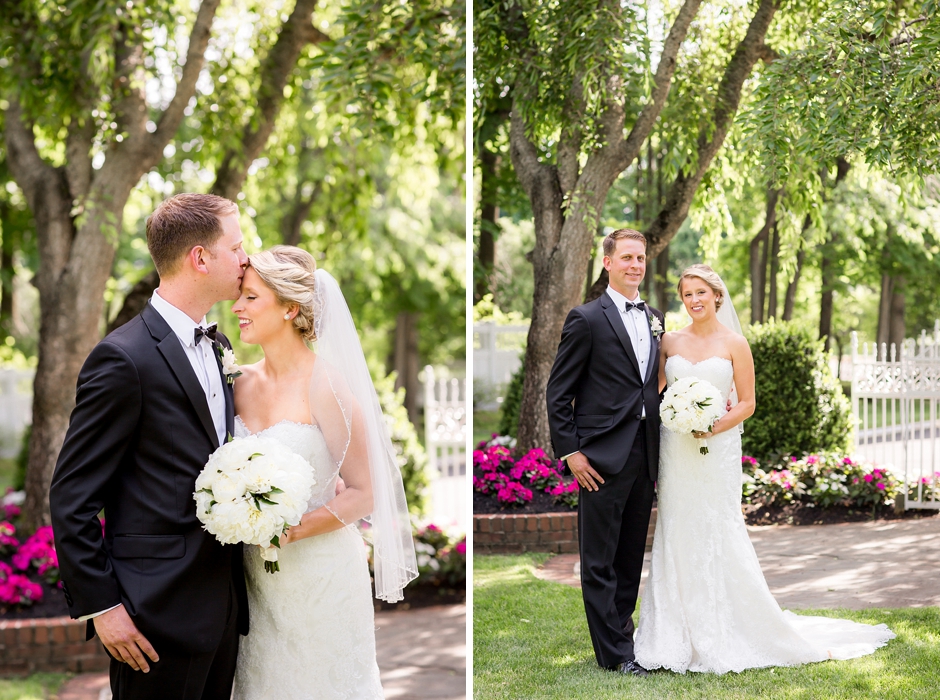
(194, 435), (315, 573)
(660, 376), (724, 455)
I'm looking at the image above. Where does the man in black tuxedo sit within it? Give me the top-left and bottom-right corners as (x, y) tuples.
(50, 193), (250, 699)
(546, 229), (663, 676)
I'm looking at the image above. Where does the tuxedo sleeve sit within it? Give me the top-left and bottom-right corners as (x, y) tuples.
(50, 341), (141, 619)
(546, 307), (592, 460)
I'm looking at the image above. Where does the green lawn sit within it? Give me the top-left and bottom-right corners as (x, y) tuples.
(0, 674), (68, 700)
(473, 409), (501, 446)
(474, 554), (940, 699)
(0, 458), (18, 493)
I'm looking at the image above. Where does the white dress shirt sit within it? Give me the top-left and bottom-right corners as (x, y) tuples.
(79, 291), (227, 622)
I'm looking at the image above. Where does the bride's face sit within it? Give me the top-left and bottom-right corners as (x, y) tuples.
(680, 277), (720, 320)
(232, 267), (294, 344)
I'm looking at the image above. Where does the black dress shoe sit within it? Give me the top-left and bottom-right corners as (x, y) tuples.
(613, 660), (649, 677)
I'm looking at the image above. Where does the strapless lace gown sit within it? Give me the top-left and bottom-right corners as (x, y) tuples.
(634, 356), (895, 674)
(232, 418), (383, 699)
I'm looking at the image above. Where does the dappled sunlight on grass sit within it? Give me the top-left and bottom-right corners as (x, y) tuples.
(474, 553), (940, 699)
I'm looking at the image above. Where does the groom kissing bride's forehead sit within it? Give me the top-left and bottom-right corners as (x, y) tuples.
(50, 193), (251, 699)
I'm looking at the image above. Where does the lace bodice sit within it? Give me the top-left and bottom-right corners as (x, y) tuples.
(665, 355), (735, 402)
(234, 416), (339, 514)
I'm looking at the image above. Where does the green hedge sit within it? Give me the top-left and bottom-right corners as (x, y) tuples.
(742, 320), (852, 461)
(498, 359), (525, 438)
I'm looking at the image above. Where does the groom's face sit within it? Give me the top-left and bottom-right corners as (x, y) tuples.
(203, 214), (249, 301)
(604, 238), (646, 298)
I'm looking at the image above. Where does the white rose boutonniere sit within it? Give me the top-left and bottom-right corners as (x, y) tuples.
(649, 315), (664, 339)
(218, 346), (243, 385)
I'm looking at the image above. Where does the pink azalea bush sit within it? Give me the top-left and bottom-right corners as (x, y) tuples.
(0, 561), (43, 606)
(14, 526), (59, 585)
(364, 523), (465, 590)
(473, 436), (579, 508)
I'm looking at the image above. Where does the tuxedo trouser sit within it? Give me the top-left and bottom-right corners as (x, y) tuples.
(110, 583), (240, 700)
(578, 427), (656, 669)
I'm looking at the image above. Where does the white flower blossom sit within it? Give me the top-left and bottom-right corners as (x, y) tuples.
(194, 435), (315, 572)
(660, 376), (724, 454)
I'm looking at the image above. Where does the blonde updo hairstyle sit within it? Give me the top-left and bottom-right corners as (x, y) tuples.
(677, 264), (725, 311)
(248, 245), (319, 342)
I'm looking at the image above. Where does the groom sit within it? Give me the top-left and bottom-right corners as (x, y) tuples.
(49, 193), (250, 699)
(546, 229), (663, 676)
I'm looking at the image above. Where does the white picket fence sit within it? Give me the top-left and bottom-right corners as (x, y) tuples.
(851, 321), (940, 509)
(473, 323), (528, 408)
(0, 368), (33, 459)
(423, 366), (467, 531)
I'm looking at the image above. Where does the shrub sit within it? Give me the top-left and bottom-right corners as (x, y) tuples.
(497, 360), (525, 438)
(743, 320), (852, 461)
(374, 371), (429, 516)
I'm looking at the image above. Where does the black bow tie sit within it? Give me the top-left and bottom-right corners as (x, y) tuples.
(625, 300), (646, 312)
(194, 323), (218, 345)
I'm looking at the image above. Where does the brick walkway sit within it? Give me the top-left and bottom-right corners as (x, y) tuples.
(534, 517), (940, 609)
(58, 604), (466, 700)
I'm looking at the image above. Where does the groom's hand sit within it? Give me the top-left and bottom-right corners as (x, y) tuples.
(94, 604), (159, 672)
(567, 452), (604, 492)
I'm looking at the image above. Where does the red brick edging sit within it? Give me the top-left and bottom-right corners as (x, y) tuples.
(0, 616), (109, 676)
(474, 508), (657, 555)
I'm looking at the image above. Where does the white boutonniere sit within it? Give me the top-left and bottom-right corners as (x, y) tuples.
(649, 315), (664, 339)
(218, 346), (242, 385)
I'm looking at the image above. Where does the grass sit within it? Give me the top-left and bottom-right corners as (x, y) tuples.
(474, 554), (940, 699)
(856, 398), (936, 430)
(0, 458), (17, 494)
(473, 409), (501, 446)
(0, 674), (69, 700)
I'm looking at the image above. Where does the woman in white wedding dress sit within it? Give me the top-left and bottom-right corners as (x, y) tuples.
(634, 264), (894, 674)
(228, 246), (417, 698)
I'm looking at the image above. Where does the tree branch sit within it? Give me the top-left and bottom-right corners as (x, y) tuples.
(618, 0), (703, 168)
(151, 0), (223, 147)
(211, 0), (321, 200)
(646, 0), (780, 257)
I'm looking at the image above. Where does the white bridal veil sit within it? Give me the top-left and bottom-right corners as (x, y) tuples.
(714, 273), (744, 434)
(307, 269), (418, 603)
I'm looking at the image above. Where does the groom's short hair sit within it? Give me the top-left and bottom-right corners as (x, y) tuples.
(603, 228), (647, 257)
(146, 193), (238, 277)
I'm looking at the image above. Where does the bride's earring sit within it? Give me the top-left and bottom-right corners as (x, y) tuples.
(284, 313), (291, 320)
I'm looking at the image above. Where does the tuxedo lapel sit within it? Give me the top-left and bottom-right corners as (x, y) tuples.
(644, 309), (659, 383)
(143, 303), (220, 449)
(601, 293), (641, 376)
(213, 341), (235, 441)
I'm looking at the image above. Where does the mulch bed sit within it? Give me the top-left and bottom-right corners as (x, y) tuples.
(476, 491), (940, 527)
(0, 579), (68, 620)
(473, 489), (576, 515)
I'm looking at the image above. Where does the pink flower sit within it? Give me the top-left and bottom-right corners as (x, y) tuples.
(864, 474), (874, 483)
(807, 455), (818, 465)
(877, 483), (886, 490)
(455, 539), (466, 555)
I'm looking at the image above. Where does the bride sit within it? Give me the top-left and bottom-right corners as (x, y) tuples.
(634, 264), (895, 674)
(228, 245), (417, 698)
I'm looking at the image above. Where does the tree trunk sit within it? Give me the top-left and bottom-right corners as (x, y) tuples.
(889, 278), (905, 352)
(646, 0), (780, 258)
(107, 270), (160, 334)
(509, 0), (703, 452)
(876, 274), (893, 358)
(750, 188), (778, 324)
(656, 243), (670, 313)
(0, 202), (14, 338)
(7, 0), (221, 531)
(818, 158), (850, 349)
(391, 312), (420, 425)
(782, 216), (810, 321)
(476, 147), (499, 302)
(766, 223), (780, 320)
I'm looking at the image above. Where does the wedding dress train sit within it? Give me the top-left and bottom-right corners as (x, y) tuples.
(232, 417), (383, 699)
(634, 355), (895, 674)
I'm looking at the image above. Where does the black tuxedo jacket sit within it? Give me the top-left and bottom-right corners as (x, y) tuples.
(50, 301), (249, 654)
(546, 292), (664, 480)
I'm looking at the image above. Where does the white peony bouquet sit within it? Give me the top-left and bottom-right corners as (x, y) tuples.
(660, 377), (724, 455)
(194, 435), (315, 573)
